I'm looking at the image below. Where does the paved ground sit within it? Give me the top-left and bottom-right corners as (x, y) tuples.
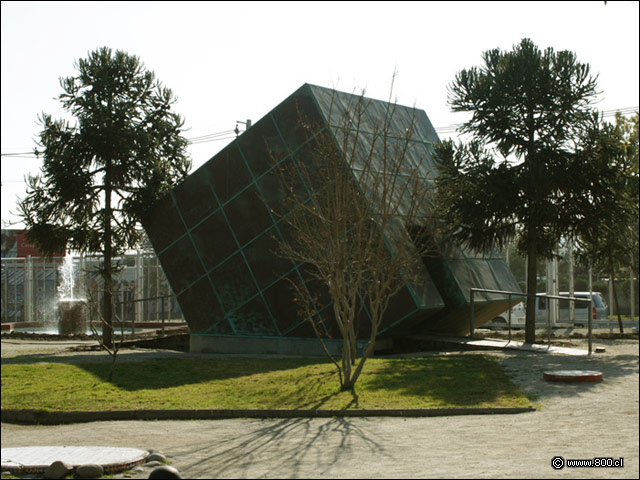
(1, 335), (638, 478)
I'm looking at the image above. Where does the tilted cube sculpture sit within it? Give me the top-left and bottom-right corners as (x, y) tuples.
(141, 84), (521, 353)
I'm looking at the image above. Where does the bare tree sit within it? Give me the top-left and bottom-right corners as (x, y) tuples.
(272, 83), (438, 391)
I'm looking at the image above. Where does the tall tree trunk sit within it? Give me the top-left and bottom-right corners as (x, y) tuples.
(524, 113), (538, 345)
(609, 256), (624, 334)
(103, 246), (113, 349)
(525, 243), (538, 344)
(102, 163), (114, 349)
(342, 334), (353, 391)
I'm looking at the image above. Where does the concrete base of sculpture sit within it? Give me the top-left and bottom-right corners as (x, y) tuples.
(190, 334), (393, 356)
(58, 300), (88, 335)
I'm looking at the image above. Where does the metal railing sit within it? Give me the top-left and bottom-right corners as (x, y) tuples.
(110, 294), (185, 337)
(469, 288), (594, 355)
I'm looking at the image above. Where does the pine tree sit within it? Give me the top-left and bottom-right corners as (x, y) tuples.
(435, 38), (599, 343)
(20, 47), (191, 348)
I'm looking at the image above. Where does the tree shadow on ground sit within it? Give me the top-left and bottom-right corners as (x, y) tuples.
(172, 416), (386, 479)
(1, 351), (332, 391)
(266, 368), (360, 409)
(361, 355), (524, 407)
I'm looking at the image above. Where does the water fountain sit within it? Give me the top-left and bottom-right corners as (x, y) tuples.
(57, 254), (88, 335)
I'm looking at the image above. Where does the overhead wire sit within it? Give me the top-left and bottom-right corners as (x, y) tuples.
(2, 106), (638, 157)
(0, 152), (38, 159)
(186, 129), (236, 143)
(433, 106), (639, 133)
(601, 106), (638, 117)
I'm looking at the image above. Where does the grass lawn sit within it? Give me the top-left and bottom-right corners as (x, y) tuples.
(1, 355), (533, 411)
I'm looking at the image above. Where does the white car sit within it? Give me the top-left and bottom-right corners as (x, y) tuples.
(488, 301), (525, 329)
(489, 293), (607, 328)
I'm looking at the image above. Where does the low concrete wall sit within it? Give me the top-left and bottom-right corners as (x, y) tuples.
(1, 407), (536, 425)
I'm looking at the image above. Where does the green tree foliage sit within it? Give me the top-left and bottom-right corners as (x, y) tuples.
(573, 113), (639, 331)
(19, 47), (191, 348)
(434, 38), (599, 343)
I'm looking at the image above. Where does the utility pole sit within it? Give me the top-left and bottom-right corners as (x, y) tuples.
(234, 119), (252, 136)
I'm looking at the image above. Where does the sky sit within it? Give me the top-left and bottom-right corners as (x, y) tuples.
(2, 1), (639, 228)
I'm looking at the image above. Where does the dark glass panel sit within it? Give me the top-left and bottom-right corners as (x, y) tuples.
(237, 116), (288, 177)
(310, 85), (440, 148)
(158, 235), (205, 294)
(404, 140), (438, 177)
(292, 128), (343, 185)
(229, 296), (279, 336)
(204, 318), (235, 335)
(448, 258), (503, 302)
(210, 252), (258, 312)
(297, 264), (332, 312)
(285, 310), (321, 338)
(405, 265), (445, 310)
(283, 265), (336, 338)
(353, 295), (373, 339)
(272, 210), (300, 247)
(308, 85), (336, 124)
(309, 85), (365, 131)
(413, 108), (439, 144)
(191, 211), (238, 271)
(299, 294), (368, 340)
(173, 168), (218, 229)
(207, 143), (253, 204)
(224, 185), (272, 247)
(141, 193), (186, 253)
(262, 273), (305, 335)
(258, 157), (310, 221)
(271, 87), (324, 152)
(446, 258), (478, 303)
(487, 258), (521, 293)
(381, 286), (418, 330)
(256, 167), (284, 217)
(177, 276), (226, 334)
(468, 259), (503, 301)
(243, 229), (294, 290)
(422, 255), (467, 309)
(317, 307), (339, 339)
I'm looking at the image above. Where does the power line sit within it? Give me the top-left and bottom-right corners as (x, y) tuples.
(602, 106), (638, 117)
(188, 134), (236, 145)
(434, 124), (463, 134)
(0, 152), (37, 159)
(0, 129), (238, 159)
(434, 106), (639, 133)
(186, 129), (236, 143)
(2, 106), (638, 157)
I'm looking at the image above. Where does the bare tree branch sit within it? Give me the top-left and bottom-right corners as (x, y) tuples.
(270, 80), (439, 390)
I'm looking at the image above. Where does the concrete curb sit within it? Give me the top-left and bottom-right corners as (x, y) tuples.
(1, 407), (535, 425)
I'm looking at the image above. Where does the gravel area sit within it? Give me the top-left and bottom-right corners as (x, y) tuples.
(1, 336), (638, 478)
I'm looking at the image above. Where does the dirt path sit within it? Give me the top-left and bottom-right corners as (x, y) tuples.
(2, 337), (638, 478)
